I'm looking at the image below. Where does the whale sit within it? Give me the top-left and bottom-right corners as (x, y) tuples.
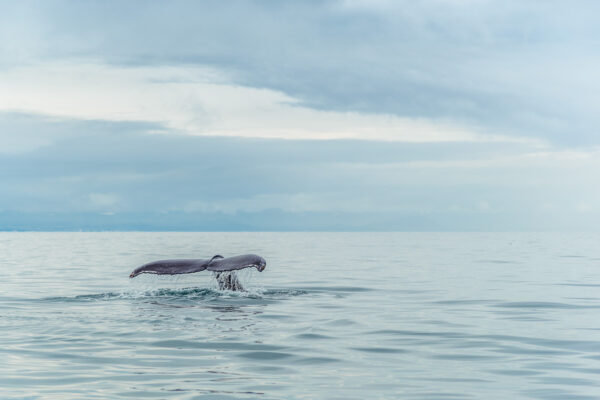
(129, 254), (266, 291)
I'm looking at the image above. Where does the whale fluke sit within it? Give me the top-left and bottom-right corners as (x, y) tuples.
(129, 254), (266, 291)
(207, 254), (266, 272)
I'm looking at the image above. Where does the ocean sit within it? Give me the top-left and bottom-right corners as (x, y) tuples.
(1, 232), (600, 399)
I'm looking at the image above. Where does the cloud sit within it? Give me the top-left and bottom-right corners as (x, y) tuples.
(1, 113), (599, 230)
(183, 193), (332, 214)
(0, 61), (540, 144)
(1, 2), (599, 230)
(0, 111), (160, 154)
(87, 193), (120, 212)
(1, 1), (599, 145)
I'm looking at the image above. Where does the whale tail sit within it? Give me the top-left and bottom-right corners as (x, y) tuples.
(128, 254), (266, 291)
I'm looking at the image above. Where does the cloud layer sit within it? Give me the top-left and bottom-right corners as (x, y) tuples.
(3, 1), (598, 144)
(1, 113), (599, 230)
(1, 62), (518, 143)
(0, 1), (598, 230)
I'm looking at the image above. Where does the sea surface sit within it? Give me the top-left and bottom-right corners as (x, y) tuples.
(1, 232), (600, 399)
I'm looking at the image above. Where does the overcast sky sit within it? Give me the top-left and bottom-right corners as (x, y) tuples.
(1, 0), (599, 230)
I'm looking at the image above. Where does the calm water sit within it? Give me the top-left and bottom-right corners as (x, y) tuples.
(1, 232), (600, 399)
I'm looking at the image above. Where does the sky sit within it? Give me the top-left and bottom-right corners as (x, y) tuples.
(1, 0), (599, 230)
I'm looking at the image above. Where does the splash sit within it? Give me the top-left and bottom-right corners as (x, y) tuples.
(41, 286), (308, 303)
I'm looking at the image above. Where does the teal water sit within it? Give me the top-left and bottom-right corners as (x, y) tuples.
(1, 232), (600, 399)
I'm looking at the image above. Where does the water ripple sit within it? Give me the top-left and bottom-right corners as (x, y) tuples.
(494, 301), (600, 309)
(3, 232), (600, 399)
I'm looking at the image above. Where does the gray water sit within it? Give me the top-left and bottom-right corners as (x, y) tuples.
(1, 232), (600, 399)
